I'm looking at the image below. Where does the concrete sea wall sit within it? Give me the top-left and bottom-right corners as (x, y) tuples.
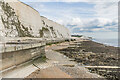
(0, 45), (45, 71)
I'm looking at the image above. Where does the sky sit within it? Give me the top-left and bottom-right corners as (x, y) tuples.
(19, 0), (118, 39)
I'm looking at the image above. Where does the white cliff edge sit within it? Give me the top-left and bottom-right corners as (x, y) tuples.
(0, 0), (71, 42)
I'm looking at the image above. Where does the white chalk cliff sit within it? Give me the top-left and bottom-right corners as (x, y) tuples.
(0, 0), (71, 41)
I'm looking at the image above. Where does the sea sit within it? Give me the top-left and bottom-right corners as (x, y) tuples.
(93, 38), (118, 47)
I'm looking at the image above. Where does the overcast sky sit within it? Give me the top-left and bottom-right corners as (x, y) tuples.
(19, 0), (118, 39)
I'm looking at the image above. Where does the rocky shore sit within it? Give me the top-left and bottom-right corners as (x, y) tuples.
(56, 40), (119, 80)
(26, 41), (103, 79)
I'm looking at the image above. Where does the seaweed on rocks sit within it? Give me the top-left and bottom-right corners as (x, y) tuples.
(56, 40), (119, 80)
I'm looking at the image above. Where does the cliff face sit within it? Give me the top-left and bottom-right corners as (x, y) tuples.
(0, 0), (70, 41)
(41, 16), (70, 39)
